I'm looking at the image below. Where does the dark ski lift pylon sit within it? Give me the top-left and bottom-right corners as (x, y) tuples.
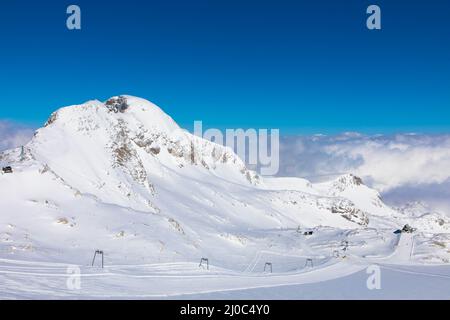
(92, 250), (104, 268)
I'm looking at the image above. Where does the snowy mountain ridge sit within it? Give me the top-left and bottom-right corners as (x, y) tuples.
(0, 96), (449, 269)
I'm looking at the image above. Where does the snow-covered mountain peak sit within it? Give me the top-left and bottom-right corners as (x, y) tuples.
(3, 95), (263, 213)
(43, 95), (180, 135)
(312, 174), (397, 219)
(395, 201), (431, 217)
(331, 174), (365, 190)
(315, 174), (371, 197)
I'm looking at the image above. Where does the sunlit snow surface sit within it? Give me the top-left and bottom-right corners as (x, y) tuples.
(1, 234), (450, 299)
(1, 96), (449, 299)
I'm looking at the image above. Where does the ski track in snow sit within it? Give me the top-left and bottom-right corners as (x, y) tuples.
(1, 234), (449, 299)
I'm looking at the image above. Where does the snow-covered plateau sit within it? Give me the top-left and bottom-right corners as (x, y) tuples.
(1, 96), (449, 299)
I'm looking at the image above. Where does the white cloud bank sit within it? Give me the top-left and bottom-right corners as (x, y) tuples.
(278, 133), (450, 214)
(0, 121), (35, 152)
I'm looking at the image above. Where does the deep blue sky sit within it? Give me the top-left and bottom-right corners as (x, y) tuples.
(0, 0), (449, 134)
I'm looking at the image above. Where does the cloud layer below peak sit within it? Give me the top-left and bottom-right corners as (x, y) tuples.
(278, 133), (450, 215)
(279, 133), (450, 190)
(0, 121), (35, 152)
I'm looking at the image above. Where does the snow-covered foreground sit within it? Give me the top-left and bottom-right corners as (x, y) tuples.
(1, 233), (449, 299)
(181, 264), (450, 300)
(1, 96), (449, 299)
(0, 257), (360, 299)
(2, 257), (450, 299)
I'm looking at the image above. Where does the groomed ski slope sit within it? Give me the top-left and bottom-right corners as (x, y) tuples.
(1, 233), (449, 299)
